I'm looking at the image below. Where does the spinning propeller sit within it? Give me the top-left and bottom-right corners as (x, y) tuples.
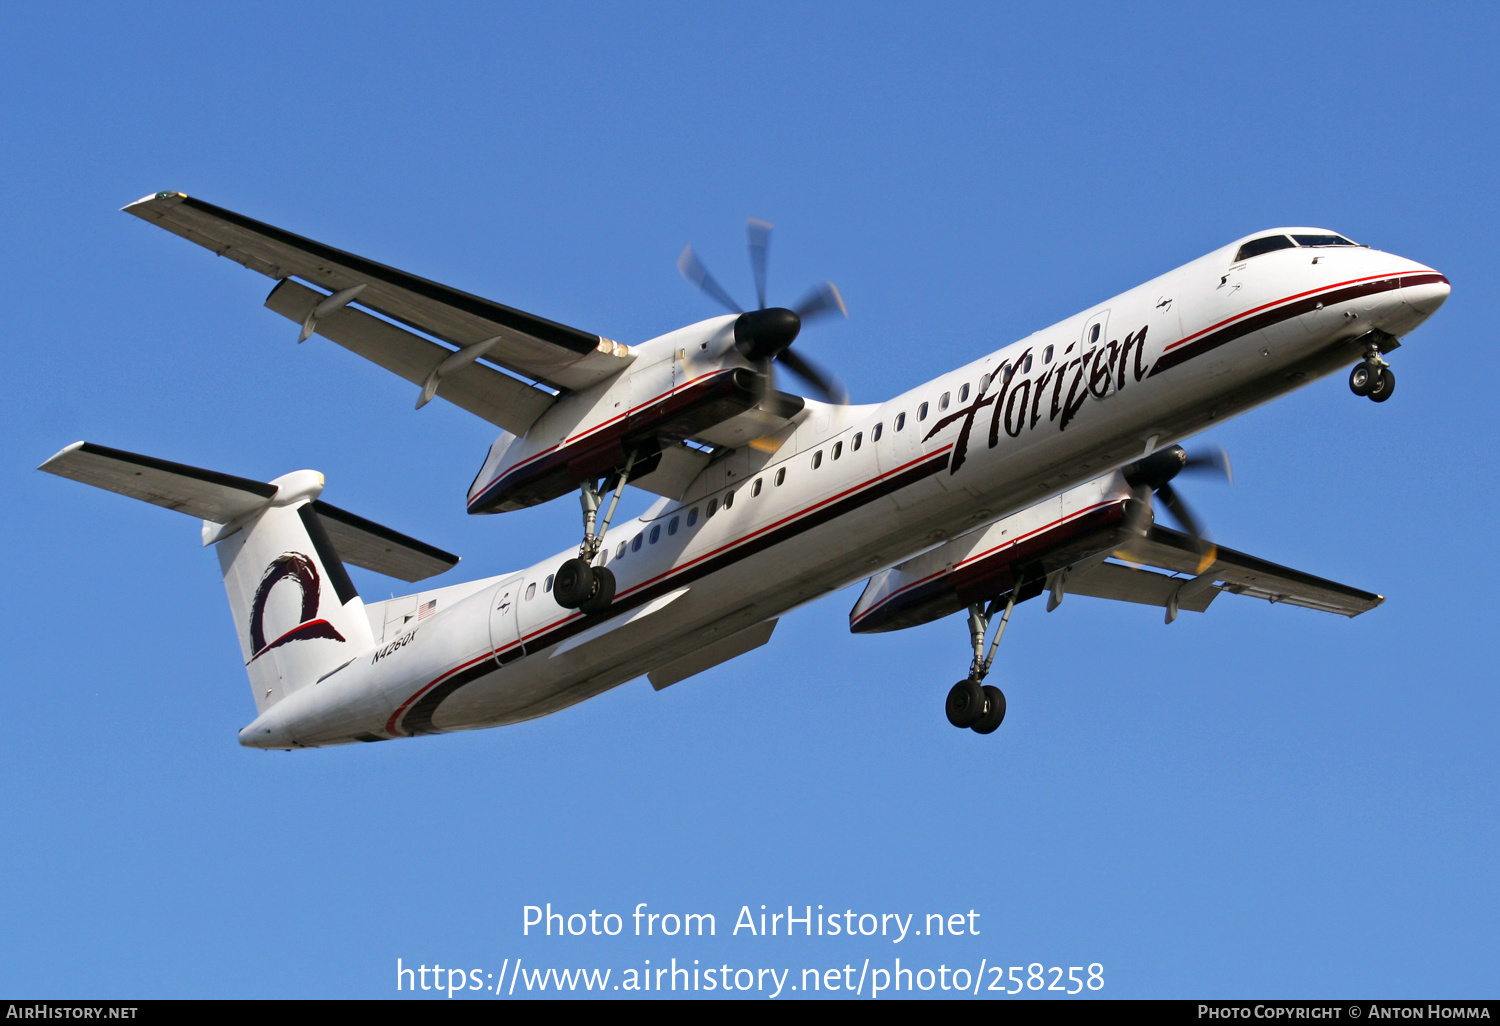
(678, 218), (850, 404)
(1121, 444), (1233, 571)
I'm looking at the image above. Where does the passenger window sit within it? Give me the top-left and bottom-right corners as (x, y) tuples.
(688, 508), (699, 526)
(1234, 235), (1296, 261)
(939, 392), (950, 411)
(918, 402), (929, 421)
(724, 490), (734, 509)
(707, 498), (718, 517)
(526, 583), (536, 600)
(752, 478), (763, 496)
(812, 451), (823, 469)
(775, 467), (786, 486)
(872, 423), (883, 442)
(959, 383), (970, 402)
(545, 574), (554, 592)
(649, 525), (660, 544)
(852, 432), (862, 451)
(1022, 354), (1032, 374)
(616, 541), (626, 558)
(668, 516), (680, 535)
(1043, 345), (1053, 364)
(895, 412), (906, 431)
(632, 534), (643, 552)
(1088, 325), (1100, 344)
(832, 441), (842, 460)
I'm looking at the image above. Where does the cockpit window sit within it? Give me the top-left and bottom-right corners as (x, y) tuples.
(1234, 235), (1296, 262)
(1291, 233), (1356, 248)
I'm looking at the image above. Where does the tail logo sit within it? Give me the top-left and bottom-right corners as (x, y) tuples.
(248, 552), (346, 662)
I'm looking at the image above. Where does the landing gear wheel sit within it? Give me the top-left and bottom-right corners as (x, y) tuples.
(945, 678), (986, 728)
(1349, 361), (1378, 396)
(577, 566), (616, 615)
(971, 685), (1006, 734)
(1368, 365), (1395, 403)
(553, 557), (594, 609)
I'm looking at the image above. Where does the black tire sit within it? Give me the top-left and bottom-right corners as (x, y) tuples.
(945, 678), (986, 728)
(553, 557), (593, 609)
(971, 685), (1006, 735)
(578, 566), (616, 615)
(1368, 366), (1395, 403)
(1349, 362), (1377, 396)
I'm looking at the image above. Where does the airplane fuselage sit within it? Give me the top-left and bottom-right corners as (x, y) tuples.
(239, 231), (1447, 749)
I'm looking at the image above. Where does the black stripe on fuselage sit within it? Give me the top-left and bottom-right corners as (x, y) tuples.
(1148, 273), (1446, 378)
(396, 449), (953, 735)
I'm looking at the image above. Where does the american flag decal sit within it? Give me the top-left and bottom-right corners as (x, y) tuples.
(417, 599), (437, 621)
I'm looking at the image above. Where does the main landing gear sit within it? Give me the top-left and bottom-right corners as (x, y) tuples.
(554, 450), (640, 615)
(944, 586), (1019, 736)
(1349, 341), (1396, 403)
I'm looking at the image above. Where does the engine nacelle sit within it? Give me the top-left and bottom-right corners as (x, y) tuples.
(467, 316), (764, 514)
(849, 474), (1133, 633)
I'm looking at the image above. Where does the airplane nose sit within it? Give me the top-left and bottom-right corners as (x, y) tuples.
(1403, 272), (1450, 316)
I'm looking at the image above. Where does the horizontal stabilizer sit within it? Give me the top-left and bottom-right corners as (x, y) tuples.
(39, 441), (277, 523)
(309, 500), (458, 582)
(40, 442), (459, 582)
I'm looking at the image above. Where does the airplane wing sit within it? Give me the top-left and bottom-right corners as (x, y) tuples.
(1067, 524), (1384, 618)
(123, 192), (634, 399)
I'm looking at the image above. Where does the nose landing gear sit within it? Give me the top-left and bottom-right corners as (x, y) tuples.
(1349, 340), (1396, 403)
(554, 450), (639, 615)
(944, 586), (1019, 736)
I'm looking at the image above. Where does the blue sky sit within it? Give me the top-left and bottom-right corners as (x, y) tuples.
(2, 1), (1495, 999)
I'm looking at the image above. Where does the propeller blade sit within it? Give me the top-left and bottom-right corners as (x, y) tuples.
(747, 218), (772, 310)
(677, 244), (743, 314)
(1180, 445), (1233, 484)
(792, 281), (848, 323)
(1123, 483), (1154, 538)
(777, 347), (849, 404)
(1155, 482), (1207, 545)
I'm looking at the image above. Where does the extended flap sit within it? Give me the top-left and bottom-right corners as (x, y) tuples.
(265, 280), (554, 435)
(648, 619), (778, 690)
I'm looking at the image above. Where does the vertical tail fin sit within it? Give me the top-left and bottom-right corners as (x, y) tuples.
(211, 471), (375, 713)
(39, 443), (458, 715)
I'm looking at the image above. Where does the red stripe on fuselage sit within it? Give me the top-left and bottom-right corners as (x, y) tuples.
(387, 445), (954, 736)
(1164, 271), (1445, 354)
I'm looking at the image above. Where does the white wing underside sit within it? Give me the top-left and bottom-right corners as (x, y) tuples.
(123, 192), (633, 403)
(1068, 526), (1384, 618)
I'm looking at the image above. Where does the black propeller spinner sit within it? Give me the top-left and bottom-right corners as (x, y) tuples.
(677, 218), (849, 404)
(1121, 444), (1233, 567)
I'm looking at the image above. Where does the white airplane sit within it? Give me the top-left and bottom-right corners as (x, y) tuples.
(40, 193), (1449, 748)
